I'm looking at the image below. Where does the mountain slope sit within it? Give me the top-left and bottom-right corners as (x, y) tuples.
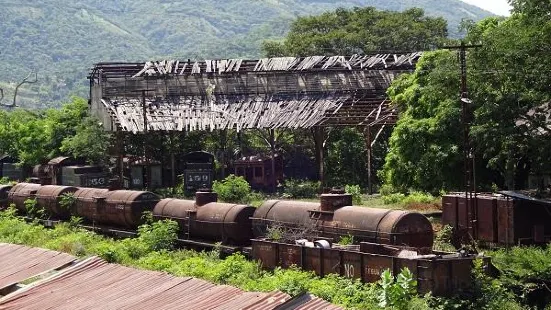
(0, 0), (493, 108)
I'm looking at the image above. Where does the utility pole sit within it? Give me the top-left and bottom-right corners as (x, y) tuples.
(445, 42), (481, 241)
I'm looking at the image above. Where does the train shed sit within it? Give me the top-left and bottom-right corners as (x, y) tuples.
(89, 54), (421, 191)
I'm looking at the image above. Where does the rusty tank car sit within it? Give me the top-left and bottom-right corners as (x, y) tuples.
(153, 190), (256, 245)
(73, 188), (159, 229)
(35, 185), (79, 219)
(252, 191), (434, 249)
(7, 183), (42, 213)
(0, 184), (13, 209)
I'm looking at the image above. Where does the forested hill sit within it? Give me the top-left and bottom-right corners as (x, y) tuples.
(0, 0), (493, 108)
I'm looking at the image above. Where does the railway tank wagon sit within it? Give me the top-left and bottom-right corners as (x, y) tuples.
(153, 190), (256, 245)
(73, 188), (160, 229)
(252, 191), (434, 249)
(35, 185), (79, 220)
(8, 183), (42, 213)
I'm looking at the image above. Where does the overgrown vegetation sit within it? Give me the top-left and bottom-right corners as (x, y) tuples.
(283, 179), (320, 199)
(212, 174), (252, 204)
(0, 208), (534, 309)
(345, 185), (362, 205)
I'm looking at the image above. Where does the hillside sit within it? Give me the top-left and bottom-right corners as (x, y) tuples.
(0, 0), (493, 108)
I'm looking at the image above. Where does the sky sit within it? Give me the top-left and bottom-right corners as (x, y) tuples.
(461, 0), (512, 16)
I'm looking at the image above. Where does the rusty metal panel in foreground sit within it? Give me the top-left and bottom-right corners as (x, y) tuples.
(340, 251), (362, 279)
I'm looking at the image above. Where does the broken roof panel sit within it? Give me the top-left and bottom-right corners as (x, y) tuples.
(0, 243), (76, 291)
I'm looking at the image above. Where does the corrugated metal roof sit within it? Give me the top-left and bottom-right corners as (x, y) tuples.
(275, 294), (344, 310)
(0, 245), (342, 309)
(0, 256), (292, 309)
(0, 243), (76, 291)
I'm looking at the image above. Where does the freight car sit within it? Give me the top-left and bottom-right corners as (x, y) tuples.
(252, 190), (434, 249)
(252, 239), (483, 296)
(2, 183), (487, 297)
(442, 191), (551, 246)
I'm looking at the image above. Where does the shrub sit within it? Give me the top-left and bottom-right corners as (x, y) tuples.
(377, 268), (417, 310)
(137, 220), (179, 252)
(212, 175), (251, 203)
(24, 198), (45, 218)
(59, 193), (76, 211)
(379, 184), (396, 196)
(338, 234), (354, 245)
(283, 179), (320, 199)
(402, 191), (435, 205)
(382, 193), (405, 204)
(345, 184), (362, 205)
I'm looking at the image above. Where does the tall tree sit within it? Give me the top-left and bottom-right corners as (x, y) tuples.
(262, 7), (448, 56)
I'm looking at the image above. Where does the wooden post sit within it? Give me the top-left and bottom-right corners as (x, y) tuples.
(142, 90), (150, 190)
(364, 126), (373, 195)
(270, 129), (276, 193)
(313, 127), (325, 188)
(170, 132), (176, 188)
(220, 129), (227, 179)
(117, 131), (125, 188)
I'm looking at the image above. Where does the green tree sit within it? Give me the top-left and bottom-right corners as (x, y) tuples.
(262, 7), (449, 56)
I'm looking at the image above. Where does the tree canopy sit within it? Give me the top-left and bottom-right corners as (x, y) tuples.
(262, 7), (449, 56)
(382, 2), (551, 192)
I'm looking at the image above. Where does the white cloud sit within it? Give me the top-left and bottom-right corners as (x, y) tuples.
(461, 0), (512, 16)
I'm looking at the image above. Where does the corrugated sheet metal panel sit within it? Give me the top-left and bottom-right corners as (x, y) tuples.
(0, 256), (293, 309)
(276, 294), (343, 310)
(0, 243), (76, 291)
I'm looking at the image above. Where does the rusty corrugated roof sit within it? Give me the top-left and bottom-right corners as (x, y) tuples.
(0, 256), (292, 309)
(0, 245), (342, 309)
(0, 243), (76, 291)
(275, 294), (344, 310)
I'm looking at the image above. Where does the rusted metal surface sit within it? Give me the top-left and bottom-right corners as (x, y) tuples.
(443, 192), (551, 246)
(252, 239), (480, 296)
(0, 185), (12, 208)
(195, 190), (218, 206)
(154, 197), (255, 245)
(73, 187), (110, 224)
(0, 243), (75, 291)
(283, 294), (343, 310)
(32, 164), (52, 185)
(196, 202), (256, 245)
(252, 200), (318, 238)
(102, 190), (160, 228)
(253, 199), (434, 248)
(477, 195), (498, 243)
(319, 193), (352, 212)
(0, 255), (296, 309)
(36, 185), (78, 219)
(7, 183), (41, 213)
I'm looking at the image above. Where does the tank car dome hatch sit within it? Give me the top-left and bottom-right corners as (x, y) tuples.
(36, 185), (78, 219)
(8, 183), (42, 213)
(0, 184), (13, 208)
